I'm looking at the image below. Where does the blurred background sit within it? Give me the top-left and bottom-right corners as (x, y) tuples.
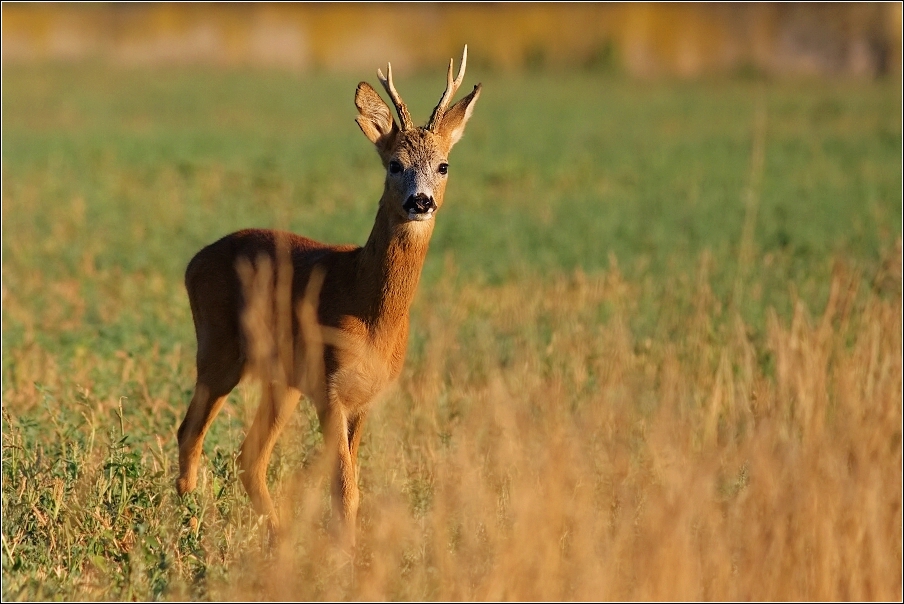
(3, 2), (901, 78)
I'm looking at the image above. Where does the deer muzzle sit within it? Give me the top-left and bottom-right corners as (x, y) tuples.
(403, 194), (437, 221)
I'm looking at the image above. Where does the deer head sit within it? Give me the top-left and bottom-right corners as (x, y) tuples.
(354, 46), (481, 224)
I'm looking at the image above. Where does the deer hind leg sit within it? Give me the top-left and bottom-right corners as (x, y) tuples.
(176, 340), (244, 496)
(238, 382), (302, 531)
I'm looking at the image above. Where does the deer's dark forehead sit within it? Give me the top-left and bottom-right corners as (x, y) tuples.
(394, 129), (447, 162)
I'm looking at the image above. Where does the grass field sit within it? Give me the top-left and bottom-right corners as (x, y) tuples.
(2, 63), (902, 600)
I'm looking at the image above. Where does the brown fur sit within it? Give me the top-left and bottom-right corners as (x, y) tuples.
(175, 48), (480, 548)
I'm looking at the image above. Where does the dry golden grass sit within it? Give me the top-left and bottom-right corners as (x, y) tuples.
(190, 247), (902, 601)
(2, 244), (900, 600)
(2, 63), (900, 599)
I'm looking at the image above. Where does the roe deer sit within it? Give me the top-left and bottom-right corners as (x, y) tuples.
(175, 47), (480, 548)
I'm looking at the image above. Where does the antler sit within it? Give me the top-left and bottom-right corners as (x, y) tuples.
(426, 45), (468, 131)
(377, 62), (414, 131)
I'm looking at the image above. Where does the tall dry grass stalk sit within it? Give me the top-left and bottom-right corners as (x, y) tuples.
(223, 245), (902, 601)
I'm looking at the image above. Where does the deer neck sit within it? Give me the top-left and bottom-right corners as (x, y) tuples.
(357, 199), (434, 338)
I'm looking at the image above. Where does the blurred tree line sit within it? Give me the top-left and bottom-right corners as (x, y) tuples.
(2, 3), (900, 78)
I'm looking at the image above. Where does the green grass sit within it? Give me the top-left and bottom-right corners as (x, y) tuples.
(2, 64), (901, 599)
(3, 67), (899, 328)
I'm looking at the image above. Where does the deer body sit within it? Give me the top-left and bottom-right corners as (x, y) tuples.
(176, 48), (480, 547)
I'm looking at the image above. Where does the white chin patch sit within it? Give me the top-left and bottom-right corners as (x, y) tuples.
(407, 211), (434, 222)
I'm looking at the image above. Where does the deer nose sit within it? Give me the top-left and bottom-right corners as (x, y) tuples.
(403, 194), (436, 215)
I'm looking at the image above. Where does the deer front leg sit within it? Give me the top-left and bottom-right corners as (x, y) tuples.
(348, 412), (367, 484)
(320, 405), (364, 549)
(238, 382), (301, 534)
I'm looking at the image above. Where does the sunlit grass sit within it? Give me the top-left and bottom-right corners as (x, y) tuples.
(2, 64), (901, 600)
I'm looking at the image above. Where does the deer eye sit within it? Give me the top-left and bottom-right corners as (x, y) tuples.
(388, 160), (403, 174)
(438, 163), (449, 175)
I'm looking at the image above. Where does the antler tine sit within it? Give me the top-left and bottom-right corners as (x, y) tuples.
(377, 62), (413, 131)
(427, 45), (468, 131)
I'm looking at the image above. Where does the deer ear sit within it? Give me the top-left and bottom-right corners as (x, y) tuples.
(355, 82), (399, 156)
(436, 84), (481, 148)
